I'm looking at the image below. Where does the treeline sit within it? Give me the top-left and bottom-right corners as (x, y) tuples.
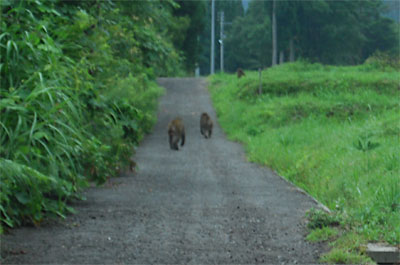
(198, 0), (399, 73)
(0, 0), (194, 230)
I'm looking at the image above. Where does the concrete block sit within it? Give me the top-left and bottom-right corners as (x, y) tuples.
(366, 243), (399, 264)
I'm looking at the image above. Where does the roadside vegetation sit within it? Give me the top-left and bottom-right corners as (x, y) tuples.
(209, 58), (399, 263)
(0, 0), (205, 231)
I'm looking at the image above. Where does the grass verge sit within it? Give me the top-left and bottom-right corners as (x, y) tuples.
(208, 61), (399, 264)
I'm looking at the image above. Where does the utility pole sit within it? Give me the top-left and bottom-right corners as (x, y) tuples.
(219, 11), (224, 72)
(210, 0), (215, 75)
(218, 12), (231, 73)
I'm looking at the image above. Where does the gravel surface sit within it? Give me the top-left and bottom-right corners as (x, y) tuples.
(1, 78), (325, 264)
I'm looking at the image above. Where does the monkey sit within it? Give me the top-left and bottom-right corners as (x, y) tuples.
(167, 118), (185, 150)
(200, 112), (213, 139)
(237, 68), (245, 78)
(129, 158), (137, 172)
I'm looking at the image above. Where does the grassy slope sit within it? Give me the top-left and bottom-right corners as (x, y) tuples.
(209, 62), (399, 263)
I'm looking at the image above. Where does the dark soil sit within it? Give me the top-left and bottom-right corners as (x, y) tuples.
(1, 78), (326, 264)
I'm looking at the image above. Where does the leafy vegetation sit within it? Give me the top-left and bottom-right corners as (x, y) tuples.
(199, 0), (399, 73)
(209, 60), (399, 262)
(173, 1), (206, 73)
(0, 0), (188, 230)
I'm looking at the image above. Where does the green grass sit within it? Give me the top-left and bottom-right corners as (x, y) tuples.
(320, 248), (374, 265)
(209, 61), (400, 263)
(306, 227), (339, 242)
(320, 232), (375, 264)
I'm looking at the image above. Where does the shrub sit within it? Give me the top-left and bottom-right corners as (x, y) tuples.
(1, 0), (175, 229)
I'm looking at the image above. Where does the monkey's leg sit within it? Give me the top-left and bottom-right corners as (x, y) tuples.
(169, 135), (174, 149)
(173, 141), (179, 150)
(181, 133), (185, 146)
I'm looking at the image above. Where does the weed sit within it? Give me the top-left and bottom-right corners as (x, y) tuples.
(306, 227), (339, 242)
(320, 248), (374, 264)
(306, 208), (342, 229)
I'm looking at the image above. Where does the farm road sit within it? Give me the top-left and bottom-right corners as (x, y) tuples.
(1, 78), (325, 264)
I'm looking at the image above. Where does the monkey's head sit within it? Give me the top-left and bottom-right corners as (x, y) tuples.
(237, 68), (245, 78)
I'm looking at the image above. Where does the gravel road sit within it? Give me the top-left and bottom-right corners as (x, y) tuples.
(1, 78), (325, 264)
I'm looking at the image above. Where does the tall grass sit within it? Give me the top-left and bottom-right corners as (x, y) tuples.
(209, 61), (399, 249)
(0, 1), (168, 230)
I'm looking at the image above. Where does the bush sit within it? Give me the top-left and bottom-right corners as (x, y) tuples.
(364, 51), (400, 71)
(1, 0), (177, 229)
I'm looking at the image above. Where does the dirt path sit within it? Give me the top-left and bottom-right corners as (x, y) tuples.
(1, 78), (325, 264)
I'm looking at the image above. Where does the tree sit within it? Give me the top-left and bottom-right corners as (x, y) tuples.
(271, 0), (277, 66)
(173, 1), (206, 73)
(359, 0), (399, 59)
(200, 0), (399, 72)
(225, 1), (271, 71)
(295, 0), (398, 64)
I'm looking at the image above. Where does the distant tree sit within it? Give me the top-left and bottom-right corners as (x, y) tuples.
(271, 0), (277, 66)
(295, 0), (398, 64)
(358, 0), (399, 59)
(225, 1), (271, 71)
(173, 1), (206, 73)
(276, 1), (302, 62)
(200, 0), (398, 72)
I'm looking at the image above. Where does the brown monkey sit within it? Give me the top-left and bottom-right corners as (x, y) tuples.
(200, 112), (213, 139)
(237, 68), (245, 78)
(129, 158), (136, 172)
(167, 118), (185, 150)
